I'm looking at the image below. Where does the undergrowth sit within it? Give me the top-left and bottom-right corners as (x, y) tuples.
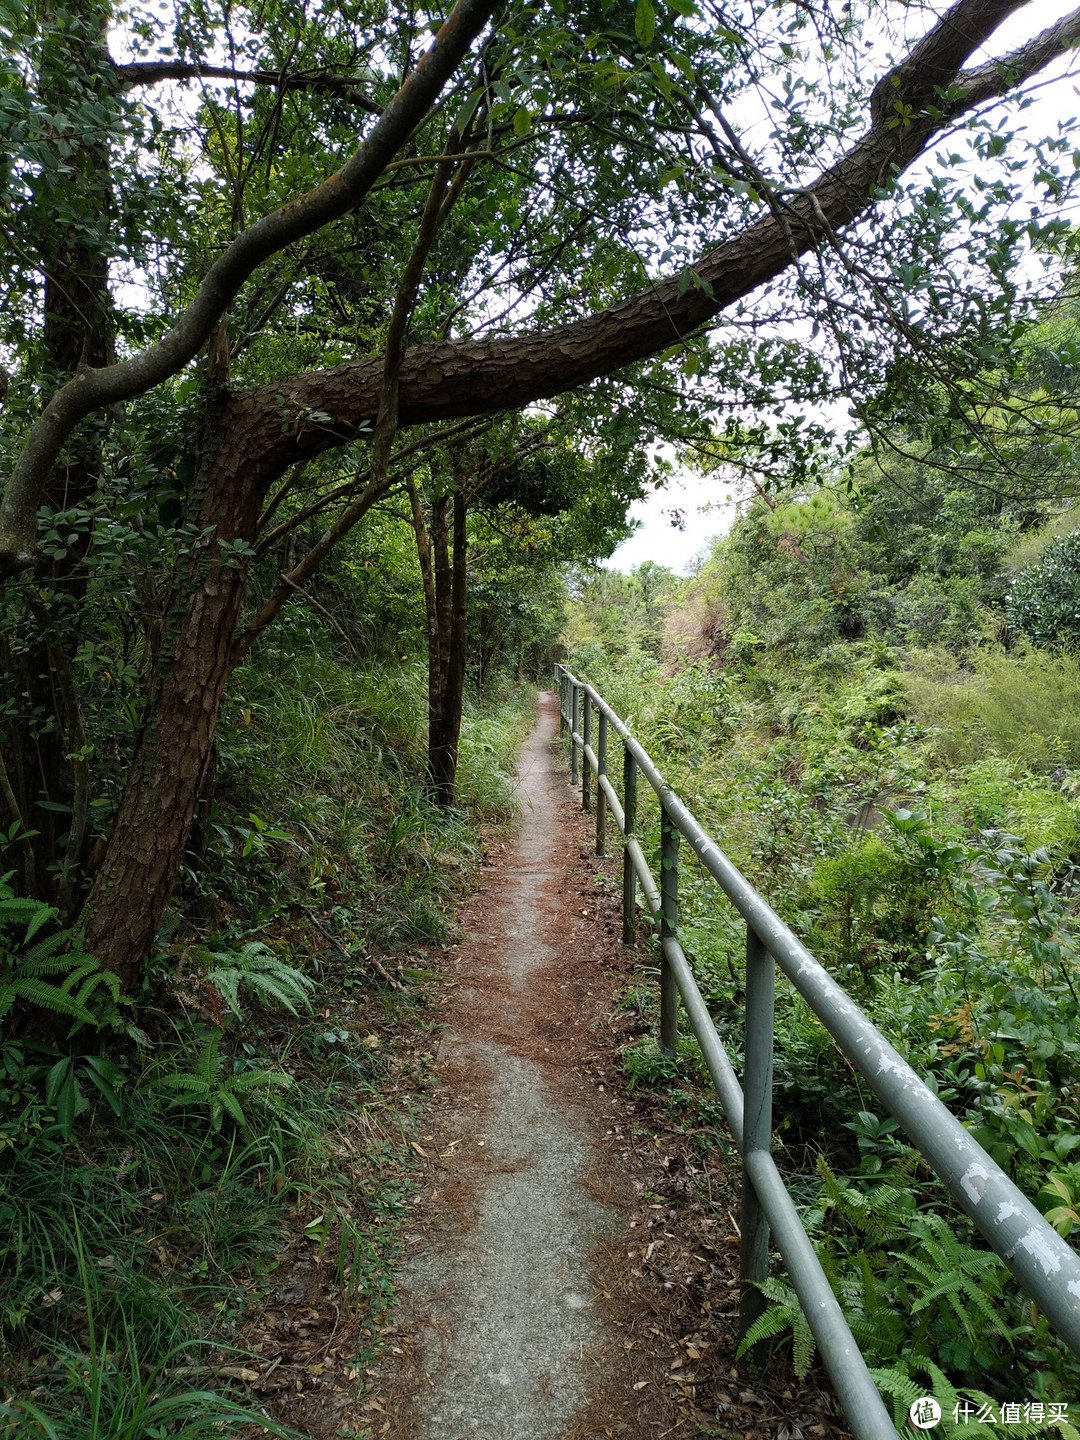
(0, 629), (532, 1435)
(568, 625), (1080, 1418)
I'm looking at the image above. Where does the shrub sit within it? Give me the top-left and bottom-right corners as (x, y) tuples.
(1010, 529), (1080, 652)
(905, 646), (1080, 769)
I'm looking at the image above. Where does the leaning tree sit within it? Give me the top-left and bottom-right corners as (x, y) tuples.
(0, 0), (1078, 982)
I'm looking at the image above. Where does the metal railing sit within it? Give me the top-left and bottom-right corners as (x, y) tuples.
(555, 663), (1080, 1440)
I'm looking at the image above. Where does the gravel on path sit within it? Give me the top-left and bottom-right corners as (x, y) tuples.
(394, 691), (623, 1440)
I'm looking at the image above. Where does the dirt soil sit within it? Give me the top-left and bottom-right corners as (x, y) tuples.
(362, 692), (851, 1440)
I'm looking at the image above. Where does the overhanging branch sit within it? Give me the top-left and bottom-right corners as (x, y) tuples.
(112, 60), (384, 113)
(239, 0), (1080, 472)
(0, 0), (500, 572)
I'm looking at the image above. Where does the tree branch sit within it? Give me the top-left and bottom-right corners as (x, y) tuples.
(254, 415), (494, 557)
(111, 59), (384, 113)
(0, 0), (500, 571)
(233, 137), (467, 657)
(219, 0), (1080, 476)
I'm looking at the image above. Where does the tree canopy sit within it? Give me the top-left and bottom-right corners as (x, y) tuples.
(1, 0), (1080, 979)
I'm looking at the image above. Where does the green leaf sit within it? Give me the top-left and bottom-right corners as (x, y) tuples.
(634, 0), (655, 46)
(45, 1056), (70, 1106)
(83, 1061), (123, 1114)
(54, 1071), (86, 1139)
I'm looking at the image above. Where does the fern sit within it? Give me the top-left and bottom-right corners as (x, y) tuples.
(154, 1028), (294, 1135)
(201, 941), (314, 1018)
(0, 886), (120, 1031)
(0, 895), (55, 943)
(871, 1358), (1045, 1440)
(815, 1160), (914, 1240)
(737, 1276), (817, 1377)
(844, 1253), (906, 1359)
(897, 1212), (1016, 1355)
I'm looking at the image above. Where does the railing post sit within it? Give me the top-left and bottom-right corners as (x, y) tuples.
(581, 691), (592, 812)
(595, 710), (607, 856)
(739, 923), (775, 1368)
(557, 665), (566, 742)
(570, 683), (579, 786)
(659, 805), (679, 1057)
(622, 746), (636, 944)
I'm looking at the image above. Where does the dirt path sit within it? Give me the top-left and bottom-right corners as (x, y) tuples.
(390, 692), (626, 1438)
(380, 692), (844, 1440)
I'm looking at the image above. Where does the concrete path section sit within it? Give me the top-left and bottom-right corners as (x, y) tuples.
(397, 693), (618, 1440)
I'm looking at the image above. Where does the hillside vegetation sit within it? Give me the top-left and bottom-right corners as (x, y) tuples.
(568, 456), (1080, 1421)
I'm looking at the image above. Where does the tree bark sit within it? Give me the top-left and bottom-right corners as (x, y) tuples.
(429, 485), (469, 805)
(406, 475), (442, 722)
(1, 0), (117, 905)
(79, 400), (269, 984)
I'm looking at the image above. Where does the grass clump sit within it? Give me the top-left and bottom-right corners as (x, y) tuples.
(905, 646), (1080, 770)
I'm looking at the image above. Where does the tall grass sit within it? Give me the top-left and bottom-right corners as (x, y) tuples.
(212, 647), (529, 947)
(905, 645), (1080, 769)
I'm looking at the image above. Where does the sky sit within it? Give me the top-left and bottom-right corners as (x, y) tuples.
(605, 0), (1080, 577)
(605, 470), (739, 575)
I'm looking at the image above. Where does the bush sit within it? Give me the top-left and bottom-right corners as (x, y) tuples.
(1010, 529), (1080, 652)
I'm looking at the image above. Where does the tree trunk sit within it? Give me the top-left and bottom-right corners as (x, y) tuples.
(79, 402), (267, 984)
(408, 472), (470, 806)
(429, 488), (468, 805)
(1, 0), (117, 906)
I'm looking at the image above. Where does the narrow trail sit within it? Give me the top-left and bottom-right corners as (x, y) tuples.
(380, 692), (843, 1440)
(392, 692), (626, 1438)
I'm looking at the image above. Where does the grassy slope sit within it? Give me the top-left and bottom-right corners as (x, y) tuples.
(565, 577), (1080, 1415)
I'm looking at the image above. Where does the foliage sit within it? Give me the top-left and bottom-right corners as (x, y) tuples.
(153, 1028), (294, 1138)
(580, 426), (1080, 1403)
(1010, 530), (1080, 653)
(905, 646), (1080, 770)
(0, 636), (529, 1426)
(0, 884), (119, 1030)
(200, 942), (314, 1019)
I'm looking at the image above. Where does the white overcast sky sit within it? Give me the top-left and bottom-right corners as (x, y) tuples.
(605, 0), (1080, 576)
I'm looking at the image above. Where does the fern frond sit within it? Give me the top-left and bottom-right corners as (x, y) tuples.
(246, 970), (311, 1014)
(791, 1305), (816, 1378)
(204, 967), (242, 1015)
(217, 1089), (250, 1134)
(195, 1030), (223, 1084)
(157, 1075), (211, 1095)
(737, 1301), (800, 1356)
(756, 1276), (797, 1303)
(21, 930), (79, 968)
(70, 965), (121, 1010)
(955, 1275), (1013, 1340)
(234, 1071), (292, 1098)
(5, 979), (93, 1020)
(869, 1360), (921, 1420)
(0, 897), (57, 942)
